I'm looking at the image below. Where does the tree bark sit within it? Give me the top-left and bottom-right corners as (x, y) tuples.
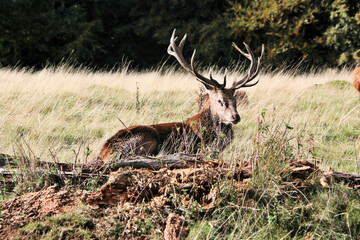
(2, 153), (360, 189)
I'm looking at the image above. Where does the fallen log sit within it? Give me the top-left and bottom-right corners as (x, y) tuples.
(106, 153), (208, 171)
(0, 153), (205, 172)
(0, 168), (109, 180)
(0, 153), (16, 167)
(85, 164), (252, 206)
(0, 167), (110, 192)
(2, 153), (360, 192)
(322, 169), (360, 188)
(0, 153), (210, 191)
(286, 160), (360, 187)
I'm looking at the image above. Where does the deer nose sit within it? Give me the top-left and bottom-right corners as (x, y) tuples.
(232, 114), (240, 124)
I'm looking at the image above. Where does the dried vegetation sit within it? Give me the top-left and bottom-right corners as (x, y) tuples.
(0, 66), (360, 239)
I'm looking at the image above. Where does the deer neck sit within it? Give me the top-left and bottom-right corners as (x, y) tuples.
(187, 98), (232, 139)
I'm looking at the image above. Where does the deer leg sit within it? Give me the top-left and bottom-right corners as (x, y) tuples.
(108, 133), (158, 160)
(98, 125), (161, 163)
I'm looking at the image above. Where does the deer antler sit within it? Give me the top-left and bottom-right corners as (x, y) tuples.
(231, 43), (264, 89)
(167, 29), (226, 89)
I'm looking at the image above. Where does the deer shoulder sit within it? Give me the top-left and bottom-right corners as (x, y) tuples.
(352, 67), (360, 94)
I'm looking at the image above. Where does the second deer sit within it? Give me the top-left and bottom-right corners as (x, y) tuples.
(352, 67), (360, 94)
(352, 67), (360, 158)
(97, 29), (264, 162)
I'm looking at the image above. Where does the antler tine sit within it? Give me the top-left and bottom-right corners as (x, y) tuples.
(209, 68), (214, 81)
(231, 43), (264, 89)
(210, 67), (227, 89)
(232, 43), (256, 88)
(178, 32), (187, 50)
(168, 29), (224, 89)
(241, 44), (264, 88)
(232, 42), (250, 60)
(190, 52), (222, 88)
(222, 68), (227, 88)
(240, 44), (264, 88)
(240, 78), (260, 88)
(167, 29), (192, 73)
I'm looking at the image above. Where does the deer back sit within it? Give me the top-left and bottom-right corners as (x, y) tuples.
(352, 67), (360, 94)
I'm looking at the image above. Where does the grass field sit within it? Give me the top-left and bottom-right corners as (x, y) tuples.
(0, 65), (358, 172)
(2, 65), (360, 239)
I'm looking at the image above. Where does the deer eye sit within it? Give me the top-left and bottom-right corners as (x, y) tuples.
(218, 100), (223, 106)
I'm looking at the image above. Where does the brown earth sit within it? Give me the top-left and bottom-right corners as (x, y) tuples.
(0, 185), (85, 239)
(0, 158), (251, 239)
(0, 157), (353, 239)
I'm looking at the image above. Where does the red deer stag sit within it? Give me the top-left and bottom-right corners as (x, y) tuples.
(352, 67), (360, 94)
(352, 67), (360, 157)
(97, 29), (264, 163)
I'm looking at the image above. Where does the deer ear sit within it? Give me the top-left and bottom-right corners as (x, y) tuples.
(199, 84), (212, 96)
(200, 83), (218, 97)
(201, 81), (214, 92)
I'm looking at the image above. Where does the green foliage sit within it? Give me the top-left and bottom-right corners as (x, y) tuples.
(2, 0), (358, 69)
(0, 0), (102, 68)
(185, 178), (360, 239)
(0, 0), (232, 69)
(323, 0), (360, 65)
(230, 0), (360, 68)
(185, 123), (360, 239)
(17, 211), (95, 239)
(186, 221), (212, 239)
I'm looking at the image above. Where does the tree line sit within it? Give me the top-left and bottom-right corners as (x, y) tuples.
(0, 0), (359, 70)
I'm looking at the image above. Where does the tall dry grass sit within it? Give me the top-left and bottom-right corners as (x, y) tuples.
(0, 65), (358, 172)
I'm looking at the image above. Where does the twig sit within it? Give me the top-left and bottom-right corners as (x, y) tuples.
(72, 139), (83, 172)
(288, 182), (313, 208)
(117, 118), (130, 131)
(354, 138), (359, 175)
(136, 82), (140, 113)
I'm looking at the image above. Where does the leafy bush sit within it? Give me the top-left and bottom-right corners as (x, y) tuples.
(1, 0), (359, 69)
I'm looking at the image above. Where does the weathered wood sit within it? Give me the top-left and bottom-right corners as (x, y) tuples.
(3, 153), (360, 190)
(0, 153), (16, 167)
(85, 164), (252, 206)
(107, 153), (204, 171)
(0, 153), (203, 172)
(0, 153), (204, 191)
(322, 169), (360, 186)
(0, 168), (109, 180)
(0, 167), (109, 192)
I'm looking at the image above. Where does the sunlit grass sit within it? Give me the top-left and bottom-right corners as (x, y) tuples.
(0, 65), (358, 173)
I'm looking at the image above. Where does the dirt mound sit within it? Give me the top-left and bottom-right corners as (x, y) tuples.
(1, 156), (359, 239)
(0, 185), (85, 239)
(85, 162), (252, 209)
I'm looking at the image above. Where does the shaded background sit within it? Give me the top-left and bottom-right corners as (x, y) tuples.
(0, 0), (359, 70)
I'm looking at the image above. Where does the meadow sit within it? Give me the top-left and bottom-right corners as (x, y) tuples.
(0, 65), (358, 172)
(1, 65), (360, 239)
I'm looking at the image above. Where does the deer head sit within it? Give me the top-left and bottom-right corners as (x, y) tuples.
(168, 29), (264, 125)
